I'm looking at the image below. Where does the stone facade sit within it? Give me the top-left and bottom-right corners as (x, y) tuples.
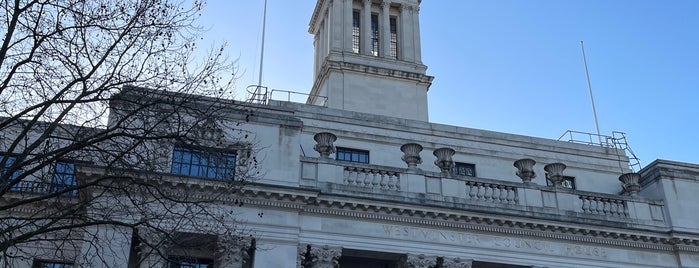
(3, 1), (699, 268)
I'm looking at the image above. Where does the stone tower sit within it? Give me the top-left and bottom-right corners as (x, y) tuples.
(307, 0), (433, 121)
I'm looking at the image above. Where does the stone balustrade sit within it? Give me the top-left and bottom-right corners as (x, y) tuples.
(343, 166), (401, 191)
(465, 181), (518, 205)
(579, 194), (629, 218)
(300, 156), (666, 229)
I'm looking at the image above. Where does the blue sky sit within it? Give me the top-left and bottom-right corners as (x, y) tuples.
(197, 1), (699, 167)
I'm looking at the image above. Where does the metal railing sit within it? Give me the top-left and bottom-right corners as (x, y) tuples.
(10, 180), (78, 196)
(557, 130), (614, 147)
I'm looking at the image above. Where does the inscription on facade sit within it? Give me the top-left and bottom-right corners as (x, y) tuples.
(381, 224), (608, 259)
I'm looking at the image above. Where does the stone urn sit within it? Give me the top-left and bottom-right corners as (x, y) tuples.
(400, 143), (423, 170)
(619, 172), (641, 196)
(514, 158), (537, 184)
(313, 132), (337, 158)
(544, 162), (567, 187)
(433, 147), (455, 176)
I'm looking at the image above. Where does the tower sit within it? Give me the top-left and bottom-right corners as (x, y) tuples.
(307, 0), (433, 121)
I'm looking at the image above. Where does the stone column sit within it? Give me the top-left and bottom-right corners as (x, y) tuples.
(361, 0), (372, 55)
(343, 0), (354, 52)
(217, 236), (252, 268)
(381, 0), (391, 58)
(399, 4), (414, 62)
(310, 245), (342, 268)
(442, 257), (473, 268)
(398, 254), (437, 268)
(328, 0), (347, 51)
(412, 5), (422, 63)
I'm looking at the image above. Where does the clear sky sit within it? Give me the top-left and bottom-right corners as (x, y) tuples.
(196, 1), (699, 168)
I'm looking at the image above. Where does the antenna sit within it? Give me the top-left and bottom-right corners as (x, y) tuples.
(580, 41), (602, 144)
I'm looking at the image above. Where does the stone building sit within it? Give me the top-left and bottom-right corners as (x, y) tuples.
(3, 0), (699, 267)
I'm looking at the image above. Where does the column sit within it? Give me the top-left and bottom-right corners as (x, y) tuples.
(361, 0), (372, 55)
(309, 245), (342, 268)
(217, 236), (252, 268)
(442, 257), (473, 268)
(380, 1), (391, 58)
(343, 0), (354, 52)
(399, 4), (414, 62)
(329, 0), (343, 52)
(398, 254), (437, 268)
(412, 5), (422, 63)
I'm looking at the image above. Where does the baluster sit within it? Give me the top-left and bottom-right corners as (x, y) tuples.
(372, 170), (380, 188)
(476, 183), (485, 201)
(483, 184), (492, 201)
(363, 169), (371, 187)
(602, 199), (611, 215)
(395, 174), (401, 190)
(620, 201), (629, 217)
(609, 200), (619, 216)
(343, 168), (350, 184)
(346, 167), (355, 185)
(594, 197), (604, 214)
(379, 171), (387, 189)
(618, 200), (626, 217)
(468, 182), (477, 200)
(581, 196), (590, 213)
(490, 185), (499, 202)
(387, 173), (395, 190)
(506, 186), (515, 204)
(498, 185), (507, 203)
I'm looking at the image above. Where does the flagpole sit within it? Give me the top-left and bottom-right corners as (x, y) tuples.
(580, 41), (602, 145)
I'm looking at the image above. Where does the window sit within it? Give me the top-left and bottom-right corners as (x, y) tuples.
(453, 162), (476, 177)
(389, 17), (398, 59)
(167, 256), (213, 268)
(53, 161), (77, 195)
(336, 147), (369, 163)
(0, 154), (22, 181)
(33, 261), (74, 268)
(370, 14), (379, 56)
(547, 176), (576, 189)
(171, 146), (236, 180)
(352, 10), (360, 53)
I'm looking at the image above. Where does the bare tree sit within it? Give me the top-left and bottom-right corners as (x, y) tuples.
(0, 0), (258, 266)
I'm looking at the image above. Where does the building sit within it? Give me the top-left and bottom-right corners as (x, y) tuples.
(2, 0), (699, 267)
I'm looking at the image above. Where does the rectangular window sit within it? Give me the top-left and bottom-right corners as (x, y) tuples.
(453, 162), (476, 177)
(52, 161), (77, 196)
(547, 176), (576, 189)
(171, 146), (236, 180)
(370, 14), (379, 56)
(352, 10), (360, 53)
(33, 261), (74, 268)
(389, 17), (398, 59)
(336, 147), (369, 163)
(167, 256), (213, 268)
(1, 154), (22, 181)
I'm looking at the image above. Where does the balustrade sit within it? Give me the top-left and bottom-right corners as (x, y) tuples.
(465, 181), (518, 205)
(343, 166), (401, 191)
(579, 195), (628, 217)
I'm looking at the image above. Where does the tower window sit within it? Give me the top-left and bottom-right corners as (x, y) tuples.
(390, 17), (398, 59)
(371, 14), (379, 56)
(352, 10), (360, 53)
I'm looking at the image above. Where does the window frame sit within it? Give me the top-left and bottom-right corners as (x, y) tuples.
(167, 256), (214, 268)
(32, 260), (74, 268)
(352, 10), (361, 53)
(170, 145), (237, 180)
(452, 162), (476, 177)
(335, 147), (370, 164)
(52, 161), (78, 196)
(389, 16), (398, 59)
(546, 175), (576, 189)
(370, 13), (380, 56)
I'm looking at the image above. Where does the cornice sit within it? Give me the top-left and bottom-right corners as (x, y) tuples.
(237, 184), (699, 253)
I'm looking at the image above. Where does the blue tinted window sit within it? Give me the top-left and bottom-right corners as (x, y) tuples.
(171, 146), (236, 180)
(168, 257), (213, 268)
(0, 155), (22, 180)
(336, 147), (369, 164)
(35, 261), (74, 268)
(53, 162), (77, 195)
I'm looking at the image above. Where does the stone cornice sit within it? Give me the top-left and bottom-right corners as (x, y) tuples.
(236, 183), (699, 252)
